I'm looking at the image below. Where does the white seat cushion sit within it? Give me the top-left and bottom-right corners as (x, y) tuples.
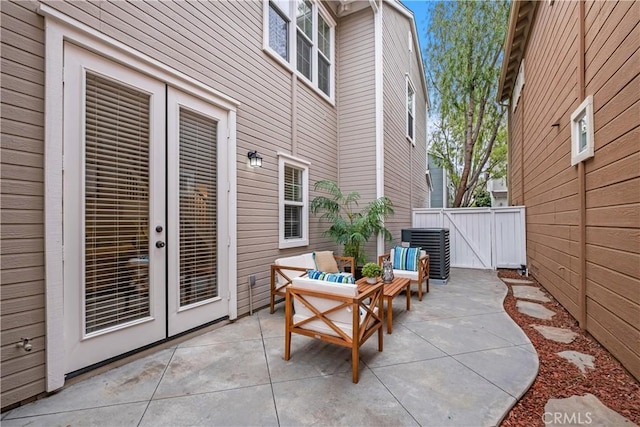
(292, 309), (378, 338)
(392, 269), (419, 281)
(291, 277), (374, 338)
(290, 277), (357, 323)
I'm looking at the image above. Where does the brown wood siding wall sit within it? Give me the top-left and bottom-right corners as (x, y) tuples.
(382, 6), (427, 249)
(583, 0), (639, 380)
(0, 0), (343, 407)
(515, 0), (580, 318)
(1, 0), (47, 409)
(508, 0), (639, 380)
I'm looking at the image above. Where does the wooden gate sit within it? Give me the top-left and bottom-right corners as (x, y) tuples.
(412, 207), (526, 269)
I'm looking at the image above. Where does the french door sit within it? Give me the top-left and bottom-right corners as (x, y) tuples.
(63, 44), (229, 373)
(167, 89), (229, 335)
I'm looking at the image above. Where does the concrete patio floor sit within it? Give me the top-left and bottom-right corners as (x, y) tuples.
(2, 268), (539, 426)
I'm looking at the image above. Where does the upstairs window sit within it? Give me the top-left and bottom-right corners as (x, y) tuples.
(296, 0), (313, 79)
(406, 76), (416, 143)
(317, 15), (331, 95)
(268, 2), (289, 60)
(264, 0), (334, 99)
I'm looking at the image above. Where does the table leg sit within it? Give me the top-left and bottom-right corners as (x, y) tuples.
(406, 283), (411, 311)
(386, 296), (393, 334)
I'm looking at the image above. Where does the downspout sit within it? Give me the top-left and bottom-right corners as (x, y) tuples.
(520, 91), (525, 205)
(408, 73), (413, 216)
(372, 0), (385, 255)
(578, 0), (587, 328)
(336, 26), (341, 186)
(497, 99), (511, 205)
(504, 102), (512, 206)
(291, 74), (298, 156)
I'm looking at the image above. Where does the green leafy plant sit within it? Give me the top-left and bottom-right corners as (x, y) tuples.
(361, 262), (383, 278)
(310, 180), (394, 266)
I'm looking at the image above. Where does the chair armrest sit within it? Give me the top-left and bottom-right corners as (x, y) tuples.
(417, 254), (429, 281)
(334, 255), (355, 274)
(270, 264), (309, 294)
(377, 253), (390, 266)
(355, 283), (384, 336)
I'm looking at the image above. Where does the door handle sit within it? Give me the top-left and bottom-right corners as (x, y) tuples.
(156, 241), (166, 248)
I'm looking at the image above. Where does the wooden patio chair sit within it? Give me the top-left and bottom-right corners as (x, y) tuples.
(378, 248), (430, 300)
(270, 253), (355, 313)
(284, 277), (383, 383)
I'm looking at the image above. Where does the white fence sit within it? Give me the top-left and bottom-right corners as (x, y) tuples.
(412, 207), (526, 269)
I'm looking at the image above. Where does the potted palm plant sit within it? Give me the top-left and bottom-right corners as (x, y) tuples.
(310, 180), (394, 277)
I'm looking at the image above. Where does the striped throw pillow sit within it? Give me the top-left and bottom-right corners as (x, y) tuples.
(392, 246), (421, 271)
(307, 270), (355, 284)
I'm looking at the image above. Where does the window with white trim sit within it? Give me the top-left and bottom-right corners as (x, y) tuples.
(264, 0), (334, 99)
(406, 76), (416, 143)
(268, 1), (289, 59)
(570, 95), (595, 166)
(278, 154), (309, 248)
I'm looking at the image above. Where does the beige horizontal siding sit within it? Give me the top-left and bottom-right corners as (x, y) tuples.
(382, 4), (427, 248)
(1, 0), (46, 410)
(337, 7), (376, 206)
(0, 0), (347, 407)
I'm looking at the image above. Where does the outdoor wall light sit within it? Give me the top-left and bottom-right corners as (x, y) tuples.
(247, 150), (263, 168)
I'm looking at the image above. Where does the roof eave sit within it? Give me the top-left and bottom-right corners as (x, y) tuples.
(497, 0), (537, 102)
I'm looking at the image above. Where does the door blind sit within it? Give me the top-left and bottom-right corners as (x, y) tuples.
(179, 108), (218, 306)
(84, 72), (151, 333)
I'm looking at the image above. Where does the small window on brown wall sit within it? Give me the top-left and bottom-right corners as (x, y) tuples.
(570, 95), (594, 166)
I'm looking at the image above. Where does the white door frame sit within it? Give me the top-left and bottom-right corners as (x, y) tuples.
(41, 5), (239, 392)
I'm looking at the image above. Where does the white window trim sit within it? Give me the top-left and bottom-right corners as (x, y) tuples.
(263, 1), (292, 71)
(40, 4), (239, 392)
(406, 75), (416, 145)
(512, 59), (525, 113)
(263, 0), (335, 103)
(278, 152), (310, 249)
(570, 95), (595, 166)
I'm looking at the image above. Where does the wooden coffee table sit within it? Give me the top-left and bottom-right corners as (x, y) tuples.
(357, 276), (411, 334)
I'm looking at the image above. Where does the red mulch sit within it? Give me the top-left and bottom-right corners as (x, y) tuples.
(497, 269), (640, 427)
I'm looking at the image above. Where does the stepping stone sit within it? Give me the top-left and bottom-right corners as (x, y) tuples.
(532, 325), (578, 343)
(516, 300), (555, 320)
(558, 350), (595, 373)
(502, 278), (535, 285)
(544, 394), (635, 426)
(512, 285), (550, 302)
